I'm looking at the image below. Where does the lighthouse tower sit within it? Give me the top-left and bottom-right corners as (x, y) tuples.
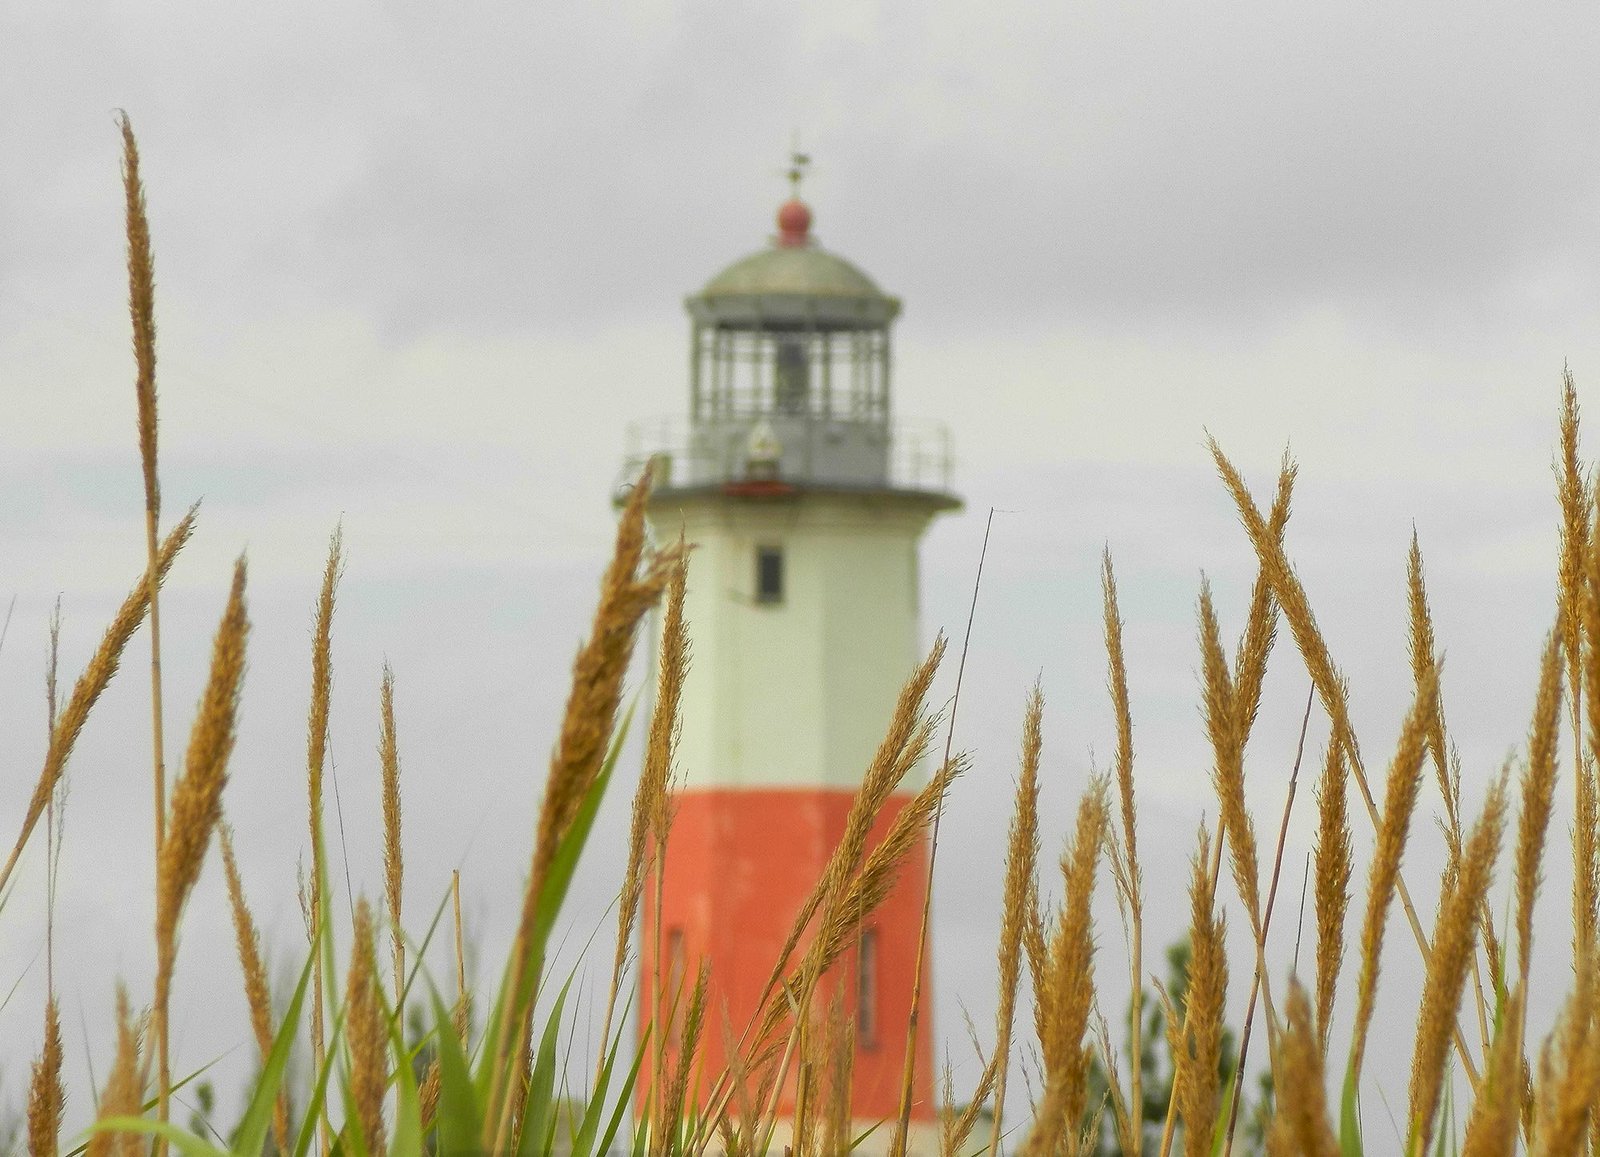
(625, 161), (960, 1151)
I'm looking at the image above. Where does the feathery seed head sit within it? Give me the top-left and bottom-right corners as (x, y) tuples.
(119, 112), (159, 518)
(87, 987), (145, 1157)
(157, 558), (248, 959)
(1264, 983), (1338, 1157)
(1408, 768), (1508, 1154)
(27, 998), (64, 1157)
(1313, 739), (1352, 1057)
(347, 899), (389, 1157)
(1349, 659), (1437, 1082)
(379, 663), (404, 1005)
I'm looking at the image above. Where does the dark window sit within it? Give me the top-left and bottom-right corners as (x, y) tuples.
(666, 928), (687, 1046)
(857, 927), (879, 1047)
(755, 546), (784, 604)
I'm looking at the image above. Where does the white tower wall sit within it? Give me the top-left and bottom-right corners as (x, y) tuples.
(651, 491), (943, 792)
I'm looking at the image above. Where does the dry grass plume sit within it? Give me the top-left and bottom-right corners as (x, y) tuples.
(1100, 552), (1144, 1154)
(1264, 983), (1338, 1157)
(1408, 768), (1508, 1154)
(606, 545), (689, 1077)
(988, 683), (1044, 1157)
(1177, 825), (1228, 1157)
(1021, 780), (1109, 1157)
(0, 506), (197, 902)
(1461, 985), (1525, 1157)
(379, 663), (403, 1008)
(1348, 658), (1436, 1082)
(154, 556), (248, 1131)
(1516, 632), (1564, 1000)
(347, 899), (388, 1157)
(1313, 737), (1352, 1058)
(27, 998), (64, 1157)
(487, 463), (679, 1150)
(219, 824), (289, 1152)
(307, 524), (342, 1151)
(86, 988), (146, 1157)
(119, 111), (170, 861)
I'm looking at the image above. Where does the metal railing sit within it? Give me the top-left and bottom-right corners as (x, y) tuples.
(618, 415), (954, 495)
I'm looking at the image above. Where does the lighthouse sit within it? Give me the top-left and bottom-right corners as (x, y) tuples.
(624, 160), (960, 1152)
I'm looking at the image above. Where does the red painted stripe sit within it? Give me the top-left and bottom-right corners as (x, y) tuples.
(639, 788), (937, 1123)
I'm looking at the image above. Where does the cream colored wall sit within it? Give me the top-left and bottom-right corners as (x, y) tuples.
(649, 492), (942, 792)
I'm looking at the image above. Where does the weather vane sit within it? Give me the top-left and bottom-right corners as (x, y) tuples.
(786, 133), (810, 198)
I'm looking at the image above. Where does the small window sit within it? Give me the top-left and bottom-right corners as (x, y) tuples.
(755, 545), (784, 604)
(665, 928), (687, 1046)
(857, 928), (879, 1047)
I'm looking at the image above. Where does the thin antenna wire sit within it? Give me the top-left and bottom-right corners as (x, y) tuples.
(329, 756), (358, 928)
(46, 598), (61, 999)
(0, 594), (16, 660)
(891, 507), (997, 1154)
(1292, 852), (1311, 974)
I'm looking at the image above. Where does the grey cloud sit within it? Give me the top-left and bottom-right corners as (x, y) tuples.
(9, 2), (1598, 344)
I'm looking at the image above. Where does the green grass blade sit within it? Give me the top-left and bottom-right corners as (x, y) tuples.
(1340, 1061), (1364, 1157)
(90, 1119), (226, 1157)
(233, 951), (315, 1157)
(570, 993), (634, 1157)
(596, 1038), (650, 1157)
(385, 986), (424, 1157)
(517, 976), (574, 1157)
(476, 700), (636, 1109)
(430, 988), (484, 1155)
(1209, 1077), (1237, 1156)
(292, 1009), (348, 1157)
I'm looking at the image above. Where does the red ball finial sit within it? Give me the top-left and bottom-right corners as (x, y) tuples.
(776, 198), (811, 247)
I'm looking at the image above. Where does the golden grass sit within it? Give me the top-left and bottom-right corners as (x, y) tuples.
(819, 998), (855, 1157)
(987, 683), (1043, 1157)
(1348, 660), (1436, 1083)
(729, 635), (945, 1094)
(1177, 826), (1227, 1157)
(653, 961), (709, 1157)
(154, 555), (248, 1133)
(1460, 984), (1524, 1157)
(1022, 780), (1109, 1157)
(1264, 983), (1338, 1157)
(487, 461), (681, 1152)
(347, 899), (388, 1157)
(1515, 633), (1564, 999)
(1407, 768), (1508, 1153)
(219, 823), (290, 1152)
(1408, 536), (1461, 851)
(119, 112), (168, 868)
(85, 988), (145, 1157)
(44, 131), (1600, 1157)
(27, 998), (64, 1157)
(1210, 440), (1486, 1087)
(379, 664), (403, 1009)
(0, 506), (196, 905)
(1555, 370), (1597, 971)
(1100, 552), (1144, 1157)
(1199, 581), (1264, 952)
(607, 544), (688, 1088)
(1530, 957), (1599, 1156)
(306, 524), (342, 1157)
(1313, 737), (1352, 1059)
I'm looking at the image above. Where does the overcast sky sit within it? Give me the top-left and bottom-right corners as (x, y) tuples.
(4, 0), (1600, 1143)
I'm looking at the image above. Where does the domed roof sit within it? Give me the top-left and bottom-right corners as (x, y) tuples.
(700, 244), (887, 300)
(689, 197), (900, 328)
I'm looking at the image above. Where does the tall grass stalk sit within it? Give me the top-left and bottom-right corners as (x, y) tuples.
(44, 126), (1600, 1157)
(153, 557), (249, 1144)
(890, 508), (994, 1157)
(1210, 438), (1483, 1089)
(118, 113), (168, 865)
